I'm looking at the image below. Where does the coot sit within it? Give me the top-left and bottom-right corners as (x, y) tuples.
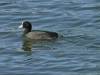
(19, 21), (59, 40)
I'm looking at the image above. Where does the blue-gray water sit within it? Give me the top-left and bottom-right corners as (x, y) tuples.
(0, 0), (100, 75)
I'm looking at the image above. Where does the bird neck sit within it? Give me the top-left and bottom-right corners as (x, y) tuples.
(23, 28), (31, 35)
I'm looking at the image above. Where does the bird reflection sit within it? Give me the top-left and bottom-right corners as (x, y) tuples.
(21, 39), (33, 51)
(20, 37), (52, 51)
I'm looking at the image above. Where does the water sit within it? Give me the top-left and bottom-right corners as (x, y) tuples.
(0, 0), (100, 75)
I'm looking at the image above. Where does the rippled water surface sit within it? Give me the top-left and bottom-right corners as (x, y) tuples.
(0, 0), (100, 75)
